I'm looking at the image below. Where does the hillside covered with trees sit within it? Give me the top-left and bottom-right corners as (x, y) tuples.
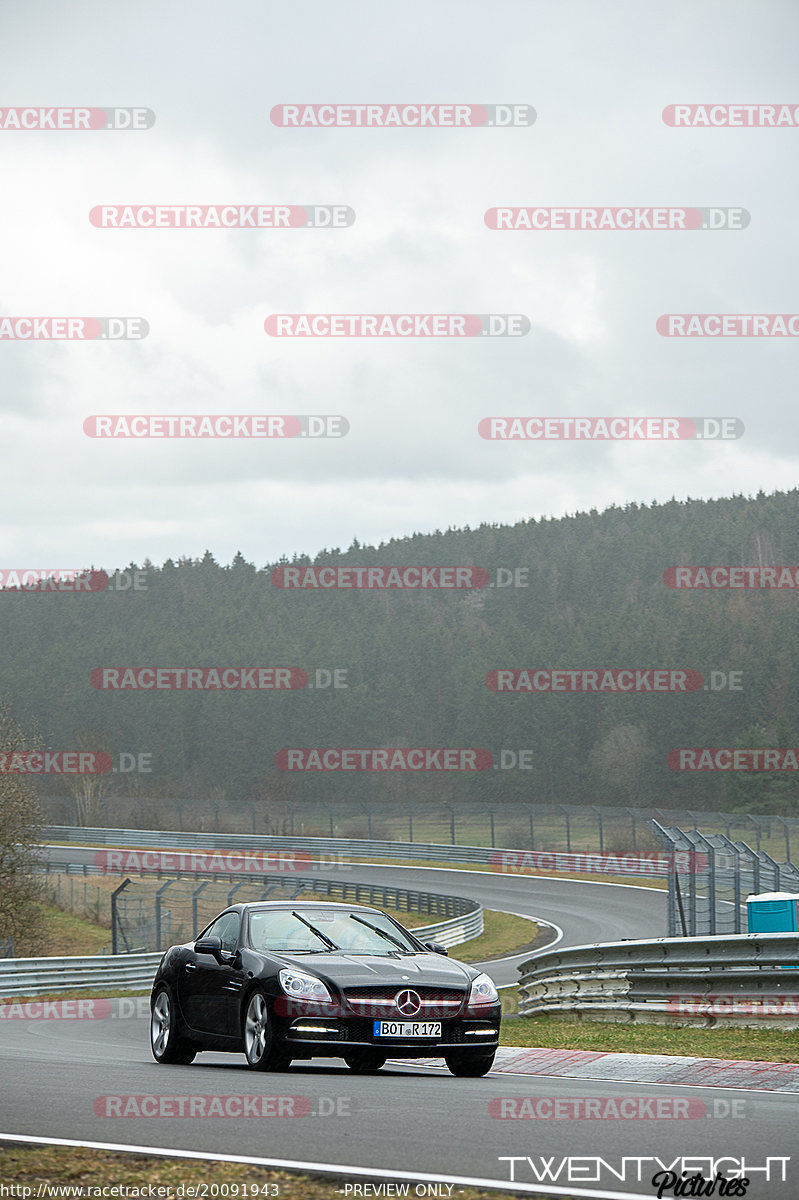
(2, 489), (798, 826)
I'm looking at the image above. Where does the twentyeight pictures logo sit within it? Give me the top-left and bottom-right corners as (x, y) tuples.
(265, 314), (530, 337)
(0, 317), (147, 339)
(479, 417), (744, 440)
(485, 207), (749, 230)
(270, 104), (535, 127)
(0, 107), (154, 129)
(89, 205), (354, 228)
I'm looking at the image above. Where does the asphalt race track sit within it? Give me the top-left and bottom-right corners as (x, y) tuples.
(1, 853), (796, 1198)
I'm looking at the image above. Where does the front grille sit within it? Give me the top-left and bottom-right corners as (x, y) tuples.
(342, 986), (464, 1018)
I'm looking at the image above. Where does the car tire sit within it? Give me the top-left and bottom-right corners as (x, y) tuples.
(444, 1051), (496, 1077)
(150, 985), (196, 1064)
(243, 990), (287, 1070)
(344, 1050), (387, 1073)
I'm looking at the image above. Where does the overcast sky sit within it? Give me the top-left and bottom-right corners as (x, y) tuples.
(1, 0), (797, 570)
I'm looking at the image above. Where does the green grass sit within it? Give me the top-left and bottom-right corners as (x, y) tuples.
(38, 902), (110, 956)
(451, 910), (539, 962)
(500, 1014), (799, 1062)
(0, 1145), (535, 1199)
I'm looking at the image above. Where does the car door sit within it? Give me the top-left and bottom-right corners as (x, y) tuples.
(178, 911), (247, 1038)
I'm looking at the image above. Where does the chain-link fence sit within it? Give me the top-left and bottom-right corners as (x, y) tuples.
(650, 818), (799, 937)
(107, 871), (481, 953)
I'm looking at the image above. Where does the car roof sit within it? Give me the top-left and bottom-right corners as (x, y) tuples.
(232, 900), (385, 915)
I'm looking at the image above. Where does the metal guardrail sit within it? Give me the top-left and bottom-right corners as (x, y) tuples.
(0, 951), (163, 998)
(0, 883), (482, 996)
(518, 932), (799, 1026)
(44, 826), (674, 877)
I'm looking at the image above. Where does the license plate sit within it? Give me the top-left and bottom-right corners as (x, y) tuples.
(373, 1020), (441, 1038)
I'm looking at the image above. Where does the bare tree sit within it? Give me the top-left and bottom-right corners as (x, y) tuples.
(63, 728), (115, 827)
(590, 723), (655, 806)
(0, 698), (46, 953)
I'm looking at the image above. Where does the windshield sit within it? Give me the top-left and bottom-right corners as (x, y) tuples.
(248, 908), (420, 955)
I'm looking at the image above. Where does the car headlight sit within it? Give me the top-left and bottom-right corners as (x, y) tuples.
(467, 972), (499, 1009)
(278, 968), (333, 1003)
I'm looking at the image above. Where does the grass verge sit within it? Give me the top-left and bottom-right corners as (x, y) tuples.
(500, 1014), (799, 1062)
(0, 1144), (544, 1198)
(454, 911), (540, 963)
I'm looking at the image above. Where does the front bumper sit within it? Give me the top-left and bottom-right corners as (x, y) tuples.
(281, 1013), (501, 1057)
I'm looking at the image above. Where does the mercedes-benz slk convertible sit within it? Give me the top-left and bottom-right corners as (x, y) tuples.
(150, 900), (501, 1076)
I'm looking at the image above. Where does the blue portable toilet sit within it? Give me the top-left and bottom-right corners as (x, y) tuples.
(746, 891), (799, 933)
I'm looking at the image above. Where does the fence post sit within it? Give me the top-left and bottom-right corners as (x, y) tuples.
(774, 816), (791, 864)
(526, 807), (535, 851)
(625, 808), (638, 852)
(591, 806), (604, 854)
(559, 806), (571, 853)
(693, 832), (716, 935)
(155, 880), (175, 952)
(111, 879), (131, 954)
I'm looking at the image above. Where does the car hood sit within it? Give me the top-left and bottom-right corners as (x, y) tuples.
(262, 950), (476, 989)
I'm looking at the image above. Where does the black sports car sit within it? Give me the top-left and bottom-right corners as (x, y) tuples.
(149, 900), (501, 1076)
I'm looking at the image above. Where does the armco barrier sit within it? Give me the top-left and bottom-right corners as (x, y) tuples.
(44, 826), (675, 877)
(518, 932), (799, 1027)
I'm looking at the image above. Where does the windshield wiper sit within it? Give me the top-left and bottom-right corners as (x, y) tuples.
(349, 914), (412, 952)
(291, 911), (340, 951)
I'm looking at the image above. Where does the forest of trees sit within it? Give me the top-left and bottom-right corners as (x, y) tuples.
(3, 488), (799, 825)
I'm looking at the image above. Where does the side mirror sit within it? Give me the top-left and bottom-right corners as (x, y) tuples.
(194, 935), (224, 960)
(423, 941), (448, 956)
